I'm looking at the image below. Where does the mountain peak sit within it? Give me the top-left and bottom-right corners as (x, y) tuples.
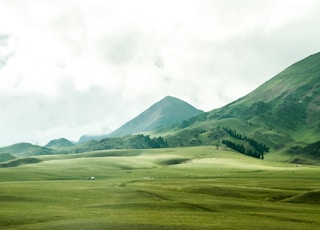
(162, 95), (179, 100)
(109, 96), (203, 137)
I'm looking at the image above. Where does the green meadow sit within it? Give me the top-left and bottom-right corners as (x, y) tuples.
(1, 146), (320, 229)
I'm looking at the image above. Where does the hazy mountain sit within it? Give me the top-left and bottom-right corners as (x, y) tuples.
(45, 138), (74, 149)
(161, 52), (320, 159)
(78, 134), (109, 143)
(0, 143), (54, 157)
(108, 96), (204, 137)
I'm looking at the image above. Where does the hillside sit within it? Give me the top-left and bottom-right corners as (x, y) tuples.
(45, 138), (74, 149)
(0, 143), (54, 157)
(0, 152), (15, 162)
(159, 52), (320, 161)
(108, 96), (203, 137)
(209, 52), (320, 134)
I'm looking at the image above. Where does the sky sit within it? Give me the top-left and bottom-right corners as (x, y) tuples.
(1, 0), (320, 146)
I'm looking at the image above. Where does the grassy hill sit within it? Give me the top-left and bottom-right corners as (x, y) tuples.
(65, 134), (169, 154)
(0, 152), (15, 162)
(45, 138), (74, 149)
(0, 143), (54, 157)
(208, 52), (320, 134)
(154, 52), (320, 163)
(0, 134), (170, 157)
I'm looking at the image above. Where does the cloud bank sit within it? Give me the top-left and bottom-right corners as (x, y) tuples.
(0, 0), (320, 146)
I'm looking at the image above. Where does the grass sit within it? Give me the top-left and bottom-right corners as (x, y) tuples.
(1, 146), (320, 229)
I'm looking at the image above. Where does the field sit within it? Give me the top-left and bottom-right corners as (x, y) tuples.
(1, 146), (320, 229)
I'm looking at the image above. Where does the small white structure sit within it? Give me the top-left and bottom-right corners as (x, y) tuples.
(87, 176), (96, 180)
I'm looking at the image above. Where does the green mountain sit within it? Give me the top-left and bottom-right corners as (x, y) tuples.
(209, 52), (320, 135)
(108, 96), (204, 137)
(159, 52), (320, 162)
(0, 143), (54, 157)
(45, 138), (74, 149)
(1, 53), (319, 162)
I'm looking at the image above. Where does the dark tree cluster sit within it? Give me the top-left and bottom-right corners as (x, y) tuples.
(223, 127), (244, 140)
(246, 138), (269, 155)
(136, 135), (169, 148)
(222, 127), (269, 159)
(221, 140), (246, 154)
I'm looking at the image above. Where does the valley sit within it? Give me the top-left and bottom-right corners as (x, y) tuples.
(1, 1), (320, 229)
(1, 146), (320, 229)
(0, 52), (319, 229)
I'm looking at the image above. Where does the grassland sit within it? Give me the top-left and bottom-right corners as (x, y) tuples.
(1, 146), (320, 229)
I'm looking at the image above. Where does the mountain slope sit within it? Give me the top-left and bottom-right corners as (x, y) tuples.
(211, 53), (320, 130)
(208, 52), (320, 138)
(109, 96), (204, 137)
(160, 52), (320, 160)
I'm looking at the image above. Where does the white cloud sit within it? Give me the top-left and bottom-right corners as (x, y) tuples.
(0, 0), (320, 146)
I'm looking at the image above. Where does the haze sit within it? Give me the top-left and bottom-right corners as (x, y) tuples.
(0, 0), (320, 146)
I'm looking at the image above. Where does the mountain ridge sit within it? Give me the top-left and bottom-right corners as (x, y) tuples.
(159, 51), (320, 161)
(1, 52), (319, 164)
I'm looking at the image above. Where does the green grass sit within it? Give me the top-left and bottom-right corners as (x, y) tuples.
(1, 146), (320, 229)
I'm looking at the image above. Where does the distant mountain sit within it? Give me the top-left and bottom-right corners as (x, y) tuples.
(78, 134), (109, 143)
(0, 143), (54, 157)
(160, 52), (320, 161)
(45, 138), (74, 149)
(109, 96), (204, 137)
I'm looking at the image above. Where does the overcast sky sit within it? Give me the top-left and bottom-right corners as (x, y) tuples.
(1, 0), (320, 146)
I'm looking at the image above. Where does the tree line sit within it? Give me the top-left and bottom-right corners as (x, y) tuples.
(222, 127), (269, 159)
(136, 135), (169, 148)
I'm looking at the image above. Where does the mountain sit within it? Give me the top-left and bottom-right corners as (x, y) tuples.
(108, 96), (204, 137)
(78, 134), (109, 143)
(0, 143), (54, 157)
(45, 138), (74, 149)
(160, 52), (320, 161)
(209, 52), (320, 133)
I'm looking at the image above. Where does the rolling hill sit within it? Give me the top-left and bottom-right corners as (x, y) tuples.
(0, 143), (54, 157)
(0, 152), (15, 162)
